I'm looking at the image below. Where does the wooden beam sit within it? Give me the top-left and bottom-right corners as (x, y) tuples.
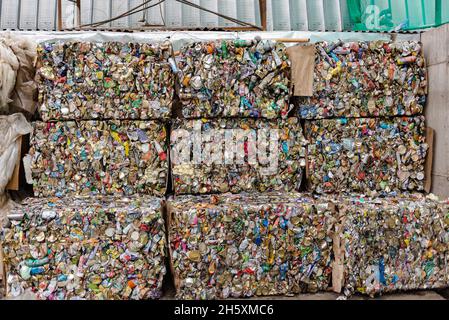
(222, 26), (262, 31)
(57, 0), (62, 31)
(272, 38), (310, 43)
(259, 0), (267, 31)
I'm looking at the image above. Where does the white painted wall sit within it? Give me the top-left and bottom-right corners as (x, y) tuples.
(147, 1), (164, 25)
(324, 0), (342, 31)
(272, 0), (291, 31)
(20, 0), (38, 30)
(306, 0), (325, 31)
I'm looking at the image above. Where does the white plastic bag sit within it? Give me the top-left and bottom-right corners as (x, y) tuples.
(0, 39), (19, 110)
(2, 33), (38, 115)
(0, 113), (32, 195)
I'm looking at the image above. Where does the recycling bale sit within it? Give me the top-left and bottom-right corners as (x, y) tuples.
(30, 120), (168, 197)
(336, 195), (449, 297)
(305, 116), (428, 195)
(298, 41), (427, 119)
(36, 41), (175, 121)
(1, 196), (167, 300)
(168, 192), (336, 299)
(171, 117), (307, 195)
(177, 39), (291, 119)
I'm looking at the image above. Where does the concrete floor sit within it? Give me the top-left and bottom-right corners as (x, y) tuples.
(161, 290), (446, 300)
(1, 277), (447, 300)
(159, 281), (448, 300)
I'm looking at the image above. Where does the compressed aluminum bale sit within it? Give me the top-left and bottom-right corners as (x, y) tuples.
(30, 120), (168, 197)
(305, 116), (428, 195)
(335, 195), (449, 297)
(177, 39), (291, 119)
(171, 117), (307, 195)
(36, 41), (175, 121)
(298, 41), (427, 119)
(1, 196), (167, 300)
(168, 193), (337, 299)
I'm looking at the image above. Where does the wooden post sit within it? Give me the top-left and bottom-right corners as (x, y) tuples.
(259, 0), (267, 31)
(76, 0), (81, 28)
(57, 0), (62, 30)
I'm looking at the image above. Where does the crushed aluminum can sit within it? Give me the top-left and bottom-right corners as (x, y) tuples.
(168, 192), (336, 299)
(30, 120), (168, 197)
(298, 41), (427, 119)
(1, 196), (167, 300)
(334, 194), (449, 297)
(177, 38), (291, 119)
(170, 117), (307, 195)
(36, 41), (175, 121)
(305, 116), (428, 195)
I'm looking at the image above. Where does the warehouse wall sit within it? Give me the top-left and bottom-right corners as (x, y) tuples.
(422, 24), (449, 198)
(0, 0), (354, 31)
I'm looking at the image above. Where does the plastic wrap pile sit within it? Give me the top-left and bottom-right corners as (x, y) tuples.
(0, 34), (37, 116)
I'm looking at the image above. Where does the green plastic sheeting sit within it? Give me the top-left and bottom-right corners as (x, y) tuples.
(347, 0), (449, 31)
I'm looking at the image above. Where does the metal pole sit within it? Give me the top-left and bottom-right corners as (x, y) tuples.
(36, 0), (41, 30)
(17, 0), (21, 30)
(259, 0), (267, 31)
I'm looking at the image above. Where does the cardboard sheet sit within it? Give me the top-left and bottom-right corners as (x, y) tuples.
(286, 44), (315, 96)
(6, 136), (21, 191)
(425, 127), (434, 193)
(0, 242), (4, 283)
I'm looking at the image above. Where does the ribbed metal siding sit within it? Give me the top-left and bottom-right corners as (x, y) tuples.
(2, 0), (443, 31)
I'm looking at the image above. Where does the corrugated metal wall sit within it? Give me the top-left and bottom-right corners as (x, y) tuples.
(0, 0), (449, 31)
(0, 0), (357, 31)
